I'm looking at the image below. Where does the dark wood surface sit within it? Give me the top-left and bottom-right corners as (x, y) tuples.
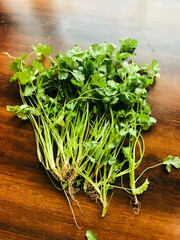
(0, 0), (180, 239)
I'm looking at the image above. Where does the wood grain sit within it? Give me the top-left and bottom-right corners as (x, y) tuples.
(0, 0), (180, 239)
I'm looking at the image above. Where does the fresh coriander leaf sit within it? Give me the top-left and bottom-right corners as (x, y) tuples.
(58, 71), (68, 80)
(55, 114), (65, 126)
(108, 155), (117, 165)
(71, 79), (83, 87)
(117, 68), (126, 79)
(135, 87), (145, 97)
(119, 37), (138, 53)
(86, 230), (99, 240)
(152, 59), (160, 72)
(155, 72), (160, 78)
(88, 155), (96, 163)
(63, 55), (79, 69)
(37, 88), (45, 99)
(19, 71), (31, 85)
(66, 102), (74, 110)
(86, 141), (99, 149)
(106, 143), (116, 149)
(96, 55), (105, 68)
(120, 129), (128, 137)
(119, 52), (131, 60)
(84, 59), (95, 78)
(21, 53), (28, 60)
(7, 104), (40, 119)
(7, 105), (20, 114)
(91, 74), (106, 88)
(142, 117), (157, 130)
(63, 181), (68, 190)
(138, 113), (150, 122)
(141, 63), (151, 72)
(23, 85), (37, 96)
(9, 58), (21, 72)
(102, 96), (111, 103)
(72, 70), (85, 82)
(94, 149), (103, 160)
(129, 128), (136, 137)
(107, 80), (120, 90)
(163, 155), (180, 172)
(122, 61), (130, 72)
(122, 147), (131, 158)
(32, 60), (44, 72)
(104, 87), (117, 97)
(66, 45), (85, 58)
(134, 178), (149, 195)
(106, 43), (117, 53)
(33, 43), (53, 55)
(9, 72), (19, 82)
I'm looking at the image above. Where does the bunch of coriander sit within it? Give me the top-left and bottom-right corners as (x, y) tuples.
(6, 38), (180, 221)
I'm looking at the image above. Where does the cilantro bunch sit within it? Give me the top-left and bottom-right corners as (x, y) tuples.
(6, 38), (180, 221)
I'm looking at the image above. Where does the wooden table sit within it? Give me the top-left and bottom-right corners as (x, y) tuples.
(0, 0), (180, 239)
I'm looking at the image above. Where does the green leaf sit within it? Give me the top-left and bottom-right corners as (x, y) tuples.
(86, 230), (99, 240)
(86, 141), (98, 149)
(19, 71), (31, 85)
(84, 59), (95, 77)
(138, 113), (150, 122)
(55, 114), (65, 126)
(33, 43), (53, 55)
(9, 58), (21, 72)
(108, 155), (117, 165)
(142, 117), (157, 130)
(104, 87), (117, 97)
(106, 43), (117, 53)
(102, 96), (111, 103)
(107, 80), (120, 90)
(88, 155), (96, 163)
(63, 55), (79, 69)
(63, 181), (68, 190)
(106, 143), (116, 149)
(120, 129), (128, 137)
(7, 104), (40, 120)
(66, 102), (74, 110)
(94, 149), (103, 160)
(71, 79), (83, 87)
(91, 74), (106, 88)
(32, 60), (44, 72)
(72, 70), (85, 82)
(122, 61), (130, 72)
(152, 59), (160, 72)
(155, 72), (160, 78)
(37, 88), (45, 99)
(96, 55), (105, 67)
(67, 45), (85, 58)
(163, 155), (180, 172)
(119, 37), (138, 53)
(135, 88), (145, 97)
(129, 128), (136, 137)
(9, 72), (19, 82)
(7, 105), (20, 114)
(58, 71), (68, 80)
(23, 85), (37, 96)
(117, 68), (126, 79)
(134, 178), (149, 195)
(122, 147), (131, 158)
